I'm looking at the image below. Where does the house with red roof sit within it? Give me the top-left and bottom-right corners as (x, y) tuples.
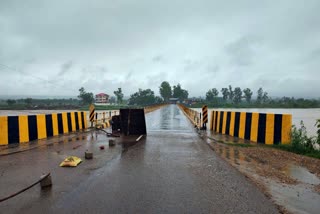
(95, 93), (109, 103)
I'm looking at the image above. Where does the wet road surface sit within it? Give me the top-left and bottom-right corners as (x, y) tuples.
(0, 105), (278, 213)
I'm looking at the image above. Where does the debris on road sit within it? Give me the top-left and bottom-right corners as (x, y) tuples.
(99, 146), (105, 150)
(109, 140), (115, 147)
(60, 156), (82, 167)
(85, 151), (93, 159)
(136, 135), (144, 142)
(40, 173), (52, 189)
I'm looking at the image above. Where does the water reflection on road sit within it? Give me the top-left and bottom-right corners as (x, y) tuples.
(146, 104), (191, 132)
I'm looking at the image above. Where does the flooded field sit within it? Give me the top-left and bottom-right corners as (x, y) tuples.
(194, 108), (320, 137)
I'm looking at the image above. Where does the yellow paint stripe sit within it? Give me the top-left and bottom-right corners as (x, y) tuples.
(18, 115), (29, 143)
(77, 112), (83, 129)
(265, 114), (275, 145)
(281, 114), (292, 144)
(62, 112), (68, 133)
(52, 113), (59, 136)
(214, 111), (217, 131)
(210, 111), (214, 130)
(222, 111), (227, 134)
(83, 112), (88, 128)
(0, 116), (8, 145)
(229, 112), (235, 136)
(71, 112), (76, 132)
(250, 113), (259, 143)
(37, 114), (47, 139)
(239, 112), (246, 139)
(217, 111), (221, 133)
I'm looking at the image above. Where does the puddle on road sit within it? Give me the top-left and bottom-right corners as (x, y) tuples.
(269, 181), (320, 214)
(288, 165), (320, 185)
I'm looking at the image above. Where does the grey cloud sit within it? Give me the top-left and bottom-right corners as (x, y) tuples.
(58, 61), (73, 76)
(0, 0), (320, 98)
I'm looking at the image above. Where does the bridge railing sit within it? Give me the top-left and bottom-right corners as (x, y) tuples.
(177, 104), (201, 128)
(144, 104), (168, 114)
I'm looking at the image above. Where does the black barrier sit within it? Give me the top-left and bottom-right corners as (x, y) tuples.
(119, 109), (146, 136)
(111, 115), (121, 131)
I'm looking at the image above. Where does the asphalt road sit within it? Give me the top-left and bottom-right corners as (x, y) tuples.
(0, 105), (278, 213)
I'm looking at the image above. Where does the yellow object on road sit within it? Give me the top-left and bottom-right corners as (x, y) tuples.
(60, 156), (82, 167)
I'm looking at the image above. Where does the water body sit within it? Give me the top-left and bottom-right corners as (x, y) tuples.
(194, 108), (320, 137)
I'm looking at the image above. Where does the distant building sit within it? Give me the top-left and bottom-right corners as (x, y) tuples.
(95, 93), (109, 103)
(169, 98), (179, 104)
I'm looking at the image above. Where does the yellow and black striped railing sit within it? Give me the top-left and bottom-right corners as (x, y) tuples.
(210, 110), (292, 144)
(0, 112), (87, 145)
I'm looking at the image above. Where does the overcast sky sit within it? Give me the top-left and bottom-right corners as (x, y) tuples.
(0, 0), (319, 98)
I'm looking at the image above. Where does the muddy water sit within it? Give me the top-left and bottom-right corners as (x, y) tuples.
(194, 108), (320, 137)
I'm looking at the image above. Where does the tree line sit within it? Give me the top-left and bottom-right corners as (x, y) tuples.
(2, 83), (319, 109)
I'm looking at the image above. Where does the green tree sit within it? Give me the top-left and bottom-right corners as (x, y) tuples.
(228, 85), (234, 101)
(221, 88), (229, 101)
(206, 88), (219, 102)
(114, 88), (124, 104)
(233, 87), (242, 104)
(172, 84), (188, 101)
(243, 88), (253, 103)
(6, 99), (16, 105)
(128, 88), (156, 106)
(262, 91), (269, 104)
(256, 87), (263, 104)
(159, 81), (172, 102)
(78, 87), (94, 105)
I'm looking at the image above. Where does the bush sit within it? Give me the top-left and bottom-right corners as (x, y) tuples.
(284, 120), (320, 158)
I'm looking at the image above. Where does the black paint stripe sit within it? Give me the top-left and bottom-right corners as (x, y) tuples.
(219, 112), (224, 133)
(225, 112), (231, 135)
(57, 113), (63, 134)
(67, 112), (72, 132)
(8, 116), (19, 144)
(75, 112), (79, 130)
(28, 115), (38, 141)
(45, 114), (53, 137)
(234, 112), (241, 137)
(258, 113), (267, 144)
(274, 114), (283, 145)
(245, 113), (252, 140)
(81, 112), (85, 129)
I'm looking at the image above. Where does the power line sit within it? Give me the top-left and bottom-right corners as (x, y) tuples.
(0, 63), (78, 91)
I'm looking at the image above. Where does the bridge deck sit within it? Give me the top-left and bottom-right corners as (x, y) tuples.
(0, 105), (278, 213)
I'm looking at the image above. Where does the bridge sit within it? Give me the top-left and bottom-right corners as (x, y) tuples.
(1, 105), (280, 213)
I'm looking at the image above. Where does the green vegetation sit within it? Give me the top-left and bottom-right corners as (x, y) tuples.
(0, 98), (80, 110)
(158, 81), (189, 102)
(128, 88), (163, 106)
(159, 81), (172, 102)
(114, 88), (124, 104)
(191, 86), (320, 108)
(273, 120), (320, 159)
(78, 87), (94, 105)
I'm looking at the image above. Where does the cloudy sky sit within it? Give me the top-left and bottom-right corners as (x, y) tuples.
(0, 0), (319, 98)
